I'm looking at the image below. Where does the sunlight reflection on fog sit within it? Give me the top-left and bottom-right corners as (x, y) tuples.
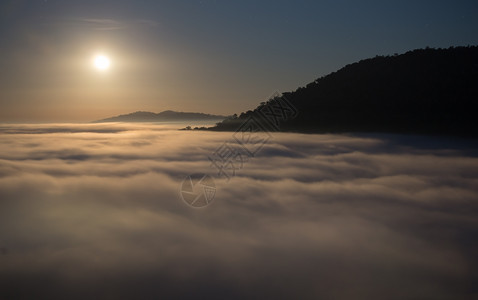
(1, 124), (477, 299)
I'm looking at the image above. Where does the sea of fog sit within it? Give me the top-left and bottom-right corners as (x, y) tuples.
(1, 123), (477, 299)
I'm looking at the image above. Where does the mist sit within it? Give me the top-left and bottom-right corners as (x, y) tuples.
(1, 123), (477, 299)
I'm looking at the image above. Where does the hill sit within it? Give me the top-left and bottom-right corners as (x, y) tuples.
(93, 110), (226, 123)
(208, 46), (478, 136)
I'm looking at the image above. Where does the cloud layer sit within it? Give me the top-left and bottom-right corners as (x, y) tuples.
(1, 123), (478, 299)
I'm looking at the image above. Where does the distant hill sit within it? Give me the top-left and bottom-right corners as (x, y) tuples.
(93, 110), (227, 123)
(208, 46), (478, 136)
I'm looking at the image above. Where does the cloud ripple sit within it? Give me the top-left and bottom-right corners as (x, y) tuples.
(0, 123), (477, 299)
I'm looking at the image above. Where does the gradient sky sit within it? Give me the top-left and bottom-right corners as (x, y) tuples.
(1, 0), (478, 122)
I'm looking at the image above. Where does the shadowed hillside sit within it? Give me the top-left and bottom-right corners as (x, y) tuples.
(94, 110), (226, 123)
(209, 46), (478, 136)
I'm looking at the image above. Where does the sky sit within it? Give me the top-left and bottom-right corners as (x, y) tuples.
(1, 124), (478, 298)
(1, 0), (478, 122)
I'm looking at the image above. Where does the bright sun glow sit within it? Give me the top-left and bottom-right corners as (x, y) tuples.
(93, 55), (111, 71)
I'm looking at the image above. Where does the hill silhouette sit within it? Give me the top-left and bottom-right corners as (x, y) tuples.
(94, 110), (226, 123)
(208, 46), (478, 136)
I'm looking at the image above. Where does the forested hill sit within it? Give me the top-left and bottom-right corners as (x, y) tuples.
(209, 46), (478, 136)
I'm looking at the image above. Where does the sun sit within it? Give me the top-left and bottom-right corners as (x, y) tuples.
(93, 55), (111, 71)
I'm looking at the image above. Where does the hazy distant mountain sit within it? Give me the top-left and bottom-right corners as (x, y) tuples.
(208, 46), (478, 136)
(93, 110), (227, 123)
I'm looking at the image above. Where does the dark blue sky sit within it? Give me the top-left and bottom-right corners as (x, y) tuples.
(1, 0), (477, 121)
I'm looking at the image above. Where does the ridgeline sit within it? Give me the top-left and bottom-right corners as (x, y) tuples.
(94, 110), (226, 123)
(208, 46), (478, 136)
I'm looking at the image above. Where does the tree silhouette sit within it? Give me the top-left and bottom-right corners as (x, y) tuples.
(206, 46), (478, 137)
